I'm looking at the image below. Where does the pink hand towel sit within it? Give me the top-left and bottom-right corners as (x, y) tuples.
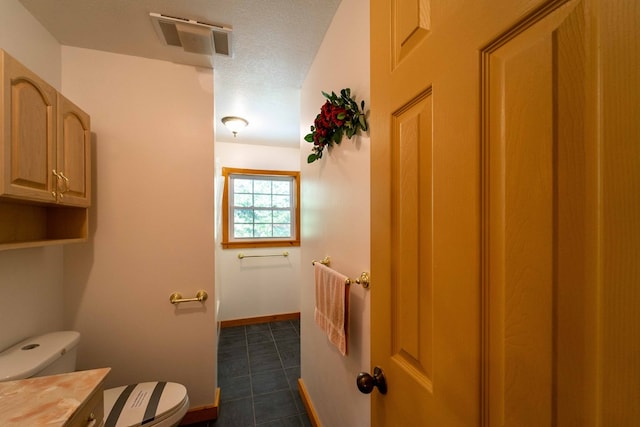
(314, 262), (349, 355)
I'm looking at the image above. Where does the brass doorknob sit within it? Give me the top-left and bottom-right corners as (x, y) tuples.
(356, 366), (387, 394)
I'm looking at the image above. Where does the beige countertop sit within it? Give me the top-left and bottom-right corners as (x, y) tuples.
(0, 367), (110, 426)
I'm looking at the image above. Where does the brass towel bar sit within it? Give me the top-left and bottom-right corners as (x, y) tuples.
(169, 290), (208, 305)
(312, 257), (371, 289)
(346, 272), (371, 289)
(311, 256), (331, 266)
(238, 251), (289, 259)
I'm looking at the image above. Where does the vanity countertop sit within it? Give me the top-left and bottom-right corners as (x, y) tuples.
(0, 367), (110, 426)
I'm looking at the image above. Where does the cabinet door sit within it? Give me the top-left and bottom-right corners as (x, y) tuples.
(0, 50), (57, 203)
(57, 93), (91, 207)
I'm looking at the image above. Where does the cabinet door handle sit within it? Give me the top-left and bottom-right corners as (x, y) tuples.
(51, 170), (60, 199)
(52, 170), (70, 198)
(58, 171), (70, 195)
(86, 412), (98, 427)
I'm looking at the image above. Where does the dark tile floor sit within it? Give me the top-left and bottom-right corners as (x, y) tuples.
(189, 320), (311, 427)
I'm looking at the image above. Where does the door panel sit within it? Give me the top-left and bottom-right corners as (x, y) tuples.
(393, 0), (431, 66)
(11, 81), (50, 190)
(373, 0), (489, 423)
(369, 0), (634, 425)
(391, 89), (434, 390)
(482, 4), (587, 425)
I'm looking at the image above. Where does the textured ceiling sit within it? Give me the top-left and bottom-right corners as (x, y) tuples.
(18, 0), (341, 147)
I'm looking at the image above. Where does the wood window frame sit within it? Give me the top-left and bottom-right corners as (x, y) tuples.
(221, 167), (300, 249)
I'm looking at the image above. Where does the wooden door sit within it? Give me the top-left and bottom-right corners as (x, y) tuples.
(0, 50), (57, 203)
(370, 0), (639, 425)
(57, 93), (91, 207)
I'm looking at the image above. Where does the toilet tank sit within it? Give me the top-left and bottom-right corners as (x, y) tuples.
(0, 331), (80, 382)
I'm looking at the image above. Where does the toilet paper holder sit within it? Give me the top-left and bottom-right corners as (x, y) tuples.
(169, 290), (208, 305)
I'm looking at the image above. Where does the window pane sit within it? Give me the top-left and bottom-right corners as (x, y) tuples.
(234, 209), (254, 224)
(254, 180), (272, 194)
(273, 210), (291, 223)
(254, 194), (272, 208)
(272, 195), (290, 208)
(254, 224), (273, 237)
(224, 169), (298, 247)
(234, 224), (254, 238)
(254, 210), (272, 224)
(273, 224), (291, 237)
(234, 194), (253, 207)
(234, 179), (253, 194)
(272, 181), (290, 195)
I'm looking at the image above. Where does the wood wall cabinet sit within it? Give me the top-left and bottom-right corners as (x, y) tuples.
(0, 49), (91, 250)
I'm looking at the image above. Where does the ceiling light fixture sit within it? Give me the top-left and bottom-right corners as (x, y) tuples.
(221, 116), (249, 137)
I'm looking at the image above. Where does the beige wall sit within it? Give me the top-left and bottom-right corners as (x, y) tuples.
(299, 0), (371, 424)
(214, 142), (301, 321)
(0, 0), (61, 88)
(0, 0), (64, 351)
(0, 2), (217, 408)
(60, 47), (216, 407)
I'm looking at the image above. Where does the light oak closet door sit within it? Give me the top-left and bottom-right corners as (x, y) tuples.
(370, 0), (639, 425)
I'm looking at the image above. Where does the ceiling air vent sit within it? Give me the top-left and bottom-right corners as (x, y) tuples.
(149, 13), (232, 56)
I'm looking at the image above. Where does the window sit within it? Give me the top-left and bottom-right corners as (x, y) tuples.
(221, 168), (300, 249)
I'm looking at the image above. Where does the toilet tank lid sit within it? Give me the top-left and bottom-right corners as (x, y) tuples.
(0, 331), (80, 381)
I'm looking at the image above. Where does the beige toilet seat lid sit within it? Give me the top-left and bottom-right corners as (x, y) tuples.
(103, 381), (188, 427)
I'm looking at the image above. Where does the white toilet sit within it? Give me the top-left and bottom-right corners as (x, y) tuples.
(0, 331), (189, 427)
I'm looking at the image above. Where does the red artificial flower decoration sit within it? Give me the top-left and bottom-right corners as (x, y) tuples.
(304, 88), (368, 163)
